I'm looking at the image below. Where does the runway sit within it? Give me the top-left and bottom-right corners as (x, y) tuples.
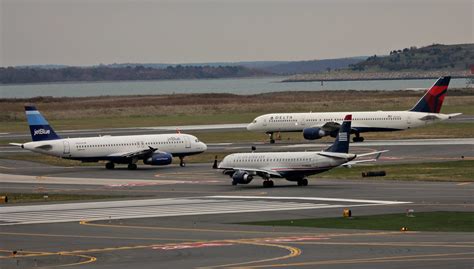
(0, 113), (472, 140)
(1, 174), (472, 268)
(2, 138), (473, 166)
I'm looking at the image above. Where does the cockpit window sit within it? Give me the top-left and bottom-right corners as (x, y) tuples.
(253, 120), (257, 123)
(195, 139), (199, 142)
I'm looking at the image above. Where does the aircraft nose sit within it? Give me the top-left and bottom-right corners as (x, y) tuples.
(200, 142), (207, 151)
(246, 122), (254, 131)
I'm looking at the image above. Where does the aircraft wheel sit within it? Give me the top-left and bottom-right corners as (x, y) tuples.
(127, 163), (137, 170)
(179, 157), (186, 167)
(302, 178), (308, 186)
(297, 178), (309, 186)
(232, 181), (238, 186)
(105, 162), (115, 170)
(263, 180), (274, 188)
(353, 136), (364, 143)
(270, 139), (275, 144)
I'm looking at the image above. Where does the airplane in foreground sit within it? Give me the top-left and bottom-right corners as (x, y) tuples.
(219, 115), (386, 187)
(247, 76), (461, 143)
(10, 106), (207, 169)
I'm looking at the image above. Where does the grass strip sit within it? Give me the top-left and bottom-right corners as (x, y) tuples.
(319, 160), (474, 182)
(242, 211), (474, 232)
(0, 193), (129, 204)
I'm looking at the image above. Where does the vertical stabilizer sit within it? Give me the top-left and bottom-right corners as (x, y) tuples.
(25, 106), (61, 141)
(325, 115), (352, 153)
(410, 76), (451, 113)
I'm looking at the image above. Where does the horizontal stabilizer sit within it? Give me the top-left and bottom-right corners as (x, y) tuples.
(318, 152), (355, 159)
(343, 150), (388, 167)
(9, 143), (23, 147)
(356, 150), (389, 158)
(447, 113), (462, 119)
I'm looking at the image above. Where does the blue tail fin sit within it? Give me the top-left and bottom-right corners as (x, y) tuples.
(25, 106), (61, 141)
(325, 115), (352, 153)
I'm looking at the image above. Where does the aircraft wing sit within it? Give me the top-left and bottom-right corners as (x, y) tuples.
(313, 122), (364, 135)
(107, 146), (157, 159)
(342, 150), (388, 167)
(320, 122), (340, 132)
(230, 167), (282, 177)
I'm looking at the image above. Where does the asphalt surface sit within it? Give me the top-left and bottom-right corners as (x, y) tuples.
(0, 117), (473, 269)
(0, 148), (473, 269)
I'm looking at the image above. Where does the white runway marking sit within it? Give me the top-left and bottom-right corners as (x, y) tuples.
(280, 138), (474, 148)
(0, 173), (214, 186)
(0, 196), (410, 226)
(209, 196), (411, 205)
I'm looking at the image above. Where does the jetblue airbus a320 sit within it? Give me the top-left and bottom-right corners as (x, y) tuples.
(10, 106), (207, 170)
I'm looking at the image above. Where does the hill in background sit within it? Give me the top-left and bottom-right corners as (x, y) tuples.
(350, 43), (473, 71)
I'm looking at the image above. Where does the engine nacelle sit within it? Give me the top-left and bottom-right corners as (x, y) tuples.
(143, 152), (173, 166)
(303, 127), (327, 140)
(232, 170), (253, 184)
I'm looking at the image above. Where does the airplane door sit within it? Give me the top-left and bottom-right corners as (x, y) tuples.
(263, 118), (267, 126)
(406, 115), (412, 128)
(63, 141), (70, 154)
(139, 141), (145, 148)
(298, 116), (306, 127)
(184, 137), (191, 148)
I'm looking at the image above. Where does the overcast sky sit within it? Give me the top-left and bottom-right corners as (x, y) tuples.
(1, 0), (472, 66)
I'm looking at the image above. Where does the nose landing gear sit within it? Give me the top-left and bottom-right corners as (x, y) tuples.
(179, 156), (186, 167)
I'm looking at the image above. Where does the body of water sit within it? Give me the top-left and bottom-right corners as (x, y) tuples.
(0, 77), (470, 98)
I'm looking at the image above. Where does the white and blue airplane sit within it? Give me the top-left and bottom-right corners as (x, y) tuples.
(10, 106), (207, 170)
(247, 77), (461, 143)
(219, 115), (386, 187)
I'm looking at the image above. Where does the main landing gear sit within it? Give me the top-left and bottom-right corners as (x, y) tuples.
(352, 133), (365, 143)
(263, 180), (274, 188)
(297, 178), (308, 186)
(105, 162), (115, 169)
(105, 162), (137, 170)
(179, 156), (186, 167)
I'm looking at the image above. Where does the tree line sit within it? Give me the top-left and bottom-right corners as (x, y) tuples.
(0, 65), (268, 84)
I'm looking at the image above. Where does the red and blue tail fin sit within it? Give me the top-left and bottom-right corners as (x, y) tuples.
(325, 115), (352, 153)
(25, 105), (61, 141)
(410, 76), (451, 113)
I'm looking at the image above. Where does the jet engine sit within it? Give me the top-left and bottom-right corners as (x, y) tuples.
(232, 171), (253, 184)
(144, 152), (173, 165)
(303, 127), (327, 140)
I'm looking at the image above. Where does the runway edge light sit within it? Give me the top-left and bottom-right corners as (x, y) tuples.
(343, 208), (352, 218)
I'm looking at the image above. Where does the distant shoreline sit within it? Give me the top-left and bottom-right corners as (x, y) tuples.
(282, 70), (472, 82)
(282, 75), (471, 83)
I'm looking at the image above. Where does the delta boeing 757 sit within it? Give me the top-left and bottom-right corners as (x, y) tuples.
(219, 115), (386, 187)
(247, 77), (461, 143)
(10, 106), (207, 169)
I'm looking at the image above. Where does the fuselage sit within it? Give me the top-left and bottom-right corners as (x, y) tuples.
(247, 110), (454, 133)
(23, 133), (207, 162)
(219, 151), (355, 179)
